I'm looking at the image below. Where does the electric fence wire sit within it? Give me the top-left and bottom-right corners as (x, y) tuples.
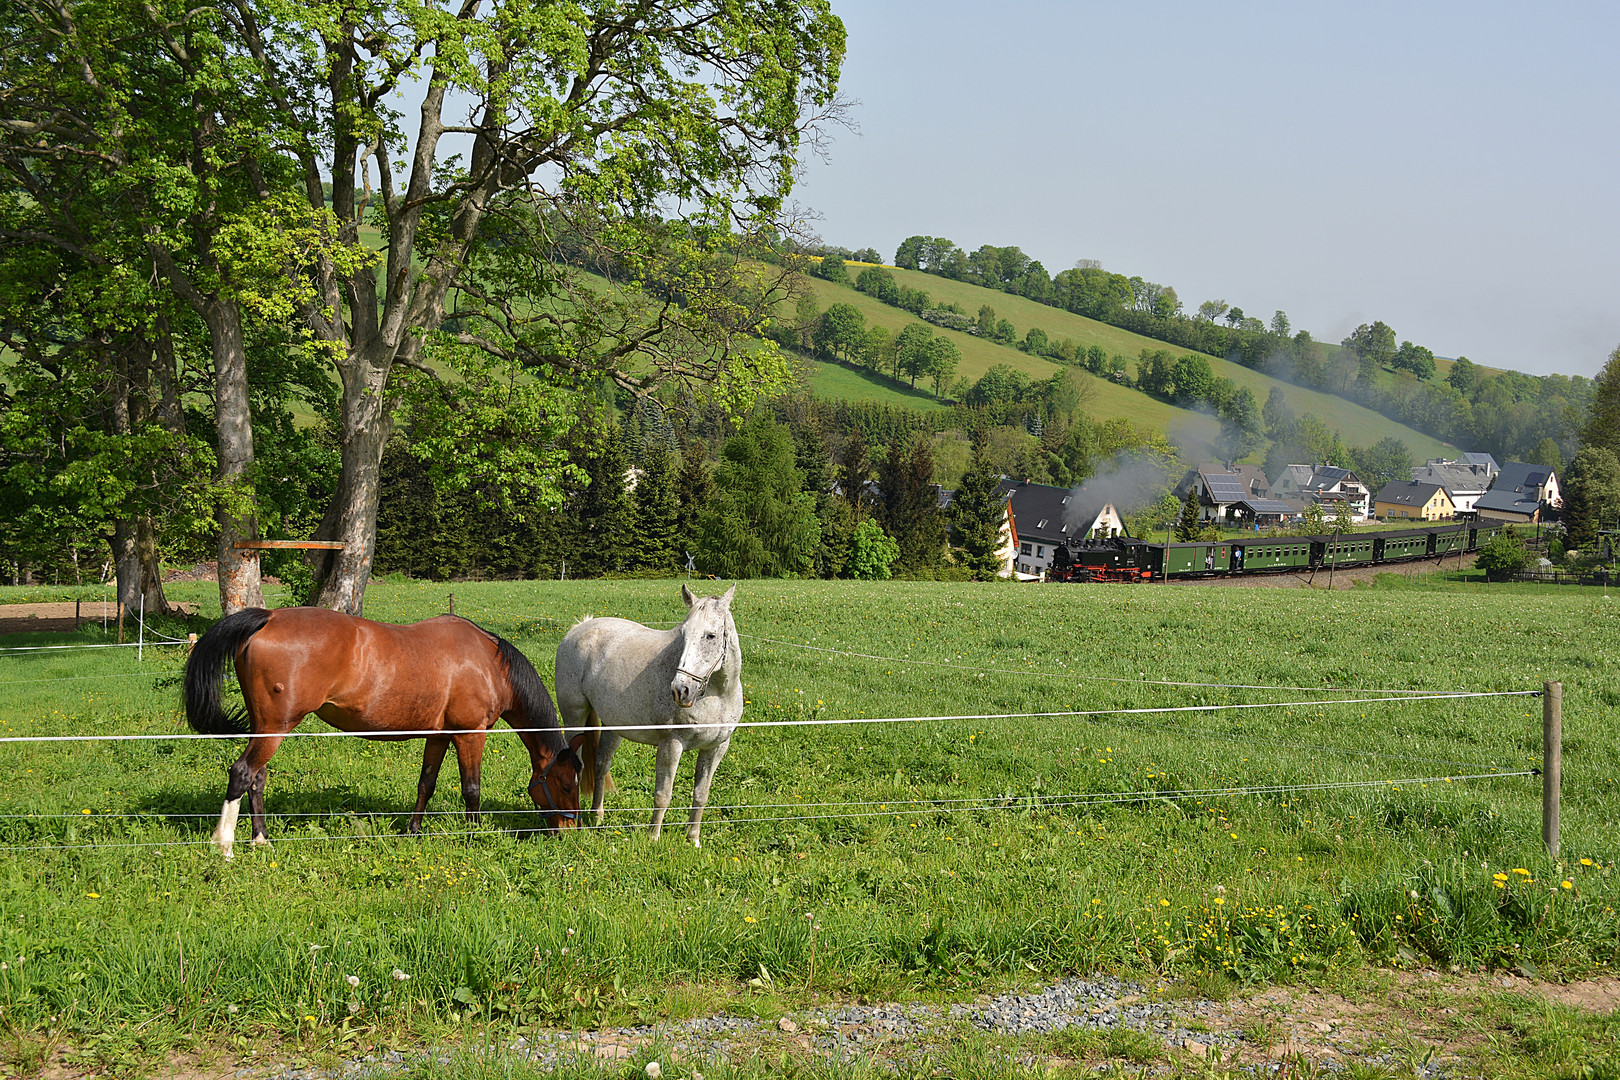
(0, 689), (1542, 746)
(0, 769), (1537, 854)
(0, 766), (1531, 822)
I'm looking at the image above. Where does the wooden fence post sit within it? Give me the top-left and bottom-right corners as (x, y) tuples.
(1543, 680), (1562, 859)
(448, 593), (455, 615)
(116, 601), (124, 644)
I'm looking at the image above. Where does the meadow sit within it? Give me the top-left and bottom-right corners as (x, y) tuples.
(0, 576), (1615, 1074)
(807, 268), (1454, 461)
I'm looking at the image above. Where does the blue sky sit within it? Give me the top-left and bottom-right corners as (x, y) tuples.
(794, 1), (1619, 377)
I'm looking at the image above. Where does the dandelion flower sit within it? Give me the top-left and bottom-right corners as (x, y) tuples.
(645, 1063), (663, 1080)
(86, 892), (100, 899)
(1214, 897), (1225, 906)
(1160, 899), (1170, 907)
(1581, 858), (1594, 867)
(392, 970), (410, 981)
(744, 916), (757, 924)
(1561, 880), (1573, 890)
(346, 974), (360, 988)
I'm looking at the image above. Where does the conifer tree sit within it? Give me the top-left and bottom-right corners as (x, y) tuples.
(634, 444), (680, 572)
(675, 438), (715, 568)
(571, 429), (634, 576)
(1174, 486), (1203, 541)
(880, 431), (946, 573)
(1583, 345), (1620, 458)
(949, 443), (1007, 579)
(837, 430), (874, 520)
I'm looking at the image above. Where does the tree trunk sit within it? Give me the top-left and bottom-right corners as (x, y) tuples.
(309, 355), (394, 614)
(207, 300), (265, 614)
(107, 340), (173, 618)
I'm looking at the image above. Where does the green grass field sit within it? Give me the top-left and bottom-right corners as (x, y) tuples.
(823, 268), (1452, 460)
(0, 577), (1614, 1074)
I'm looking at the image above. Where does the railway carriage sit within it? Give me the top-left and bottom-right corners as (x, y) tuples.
(1047, 517), (1508, 583)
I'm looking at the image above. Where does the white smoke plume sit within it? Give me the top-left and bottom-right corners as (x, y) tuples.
(1062, 449), (1179, 533)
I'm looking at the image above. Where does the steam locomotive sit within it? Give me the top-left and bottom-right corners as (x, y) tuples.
(1046, 521), (1506, 582)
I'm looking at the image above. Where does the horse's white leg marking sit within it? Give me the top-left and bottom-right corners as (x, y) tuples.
(214, 798), (242, 860)
(650, 739), (684, 841)
(686, 739), (730, 848)
(593, 730), (621, 827)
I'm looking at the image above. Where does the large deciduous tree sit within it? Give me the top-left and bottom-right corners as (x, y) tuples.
(5, 0), (845, 614)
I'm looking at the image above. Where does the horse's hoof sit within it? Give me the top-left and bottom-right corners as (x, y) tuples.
(251, 836), (271, 849)
(219, 844), (235, 861)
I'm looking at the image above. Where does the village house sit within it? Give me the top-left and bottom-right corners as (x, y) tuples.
(996, 479), (1126, 578)
(1473, 462), (1562, 524)
(1373, 480), (1457, 521)
(1269, 464), (1371, 519)
(1174, 463), (1271, 523)
(1411, 456), (1497, 515)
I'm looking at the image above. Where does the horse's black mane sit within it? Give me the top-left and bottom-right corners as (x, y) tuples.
(456, 617), (566, 752)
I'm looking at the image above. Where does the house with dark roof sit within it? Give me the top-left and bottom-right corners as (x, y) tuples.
(1374, 480), (1456, 521)
(1474, 462), (1561, 523)
(1411, 459), (1495, 514)
(1175, 463), (1271, 522)
(1269, 464), (1371, 519)
(994, 479), (1126, 578)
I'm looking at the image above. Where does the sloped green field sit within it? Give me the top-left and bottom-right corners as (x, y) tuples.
(840, 268), (1452, 459)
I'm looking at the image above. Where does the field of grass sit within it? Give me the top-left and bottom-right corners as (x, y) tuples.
(0, 577), (1615, 1073)
(851, 269), (1453, 460)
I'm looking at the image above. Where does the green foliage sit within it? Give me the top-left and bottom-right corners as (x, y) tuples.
(1349, 437), (1415, 499)
(1174, 487), (1202, 542)
(947, 444), (1007, 579)
(812, 254), (848, 284)
(1475, 527), (1532, 576)
(675, 439), (716, 565)
(1583, 344), (1620, 459)
(878, 431), (946, 574)
(843, 519), (900, 579)
(633, 445), (680, 573)
(694, 413), (820, 578)
(1560, 447), (1620, 549)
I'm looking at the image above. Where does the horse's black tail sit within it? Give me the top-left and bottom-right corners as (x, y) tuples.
(184, 608), (271, 736)
(494, 635), (564, 750)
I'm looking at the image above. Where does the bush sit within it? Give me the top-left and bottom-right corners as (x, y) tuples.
(843, 519), (900, 580)
(1475, 527), (1531, 577)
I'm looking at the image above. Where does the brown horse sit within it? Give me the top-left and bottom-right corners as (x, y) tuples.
(184, 606), (583, 858)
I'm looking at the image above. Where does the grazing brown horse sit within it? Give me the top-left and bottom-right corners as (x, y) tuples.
(184, 607), (583, 858)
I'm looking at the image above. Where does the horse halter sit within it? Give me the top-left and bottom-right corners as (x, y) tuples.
(674, 627), (729, 694)
(530, 751), (579, 823)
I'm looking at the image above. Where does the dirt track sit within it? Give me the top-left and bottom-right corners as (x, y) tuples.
(0, 600), (197, 635)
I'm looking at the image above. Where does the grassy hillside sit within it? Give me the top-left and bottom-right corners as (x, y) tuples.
(815, 267), (1452, 460)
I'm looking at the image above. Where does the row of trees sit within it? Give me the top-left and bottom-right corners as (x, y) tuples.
(885, 235), (1593, 464)
(374, 407), (1003, 583)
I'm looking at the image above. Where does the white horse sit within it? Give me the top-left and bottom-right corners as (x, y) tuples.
(555, 584), (741, 846)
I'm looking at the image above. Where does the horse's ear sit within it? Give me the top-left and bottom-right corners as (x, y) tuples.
(569, 731), (588, 754)
(681, 583), (696, 608)
(718, 584), (736, 610)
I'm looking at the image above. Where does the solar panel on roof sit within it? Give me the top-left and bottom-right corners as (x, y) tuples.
(1205, 477), (1247, 500)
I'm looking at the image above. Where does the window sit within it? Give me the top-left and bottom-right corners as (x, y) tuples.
(1020, 543), (1031, 555)
(1036, 545), (1045, 557)
(1037, 518), (1049, 529)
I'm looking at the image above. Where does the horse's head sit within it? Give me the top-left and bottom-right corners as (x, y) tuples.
(671, 583), (735, 709)
(528, 732), (587, 831)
